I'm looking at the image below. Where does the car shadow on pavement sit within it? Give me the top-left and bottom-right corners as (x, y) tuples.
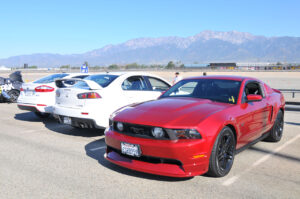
(14, 112), (103, 137)
(14, 112), (50, 122)
(85, 138), (193, 181)
(249, 146), (300, 163)
(43, 121), (104, 137)
(285, 121), (300, 126)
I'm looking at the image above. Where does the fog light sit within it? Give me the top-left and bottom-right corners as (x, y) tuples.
(152, 127), (164, 138)
(117, 122), (124, 131)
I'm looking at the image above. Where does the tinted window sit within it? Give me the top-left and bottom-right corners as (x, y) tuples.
(73, 75), (89, 79)
(122, 76), (148, 91)
(72, 74), (118, 89)
(161, 79), (241, 104)
(34, 74), (69, 84)
(242, 82), (265, 102)
(63, 75), (89, 86)
(86, 74), (118, 87)
(73, 81), (90, 90)
(147, 77), (170, 91)
(244, 82), (264, 96)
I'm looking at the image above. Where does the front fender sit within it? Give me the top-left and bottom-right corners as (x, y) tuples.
(197, 111), (239, 158)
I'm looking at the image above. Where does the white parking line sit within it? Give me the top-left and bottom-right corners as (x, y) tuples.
(89, 146), (106, 151)
(23, 129), (38, 133)
(222, 134), (300, 186)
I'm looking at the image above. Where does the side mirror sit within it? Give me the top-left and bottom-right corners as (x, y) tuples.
(247, 94), (262, 102)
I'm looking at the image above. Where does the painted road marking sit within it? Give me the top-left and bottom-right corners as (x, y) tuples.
(222, 134), (300, 186)
(90, 146), (106, 151)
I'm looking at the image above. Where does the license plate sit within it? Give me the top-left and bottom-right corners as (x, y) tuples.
(25, 91), (34, 96)
(63, 117), (72, 125)
(121, 142), (141, 157)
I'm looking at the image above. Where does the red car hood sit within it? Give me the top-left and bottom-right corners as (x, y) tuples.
(113, 97), (232, 128)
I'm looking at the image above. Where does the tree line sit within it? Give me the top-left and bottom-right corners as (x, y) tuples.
(59, 61), (185, 70)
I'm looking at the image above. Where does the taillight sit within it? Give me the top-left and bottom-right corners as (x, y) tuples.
(77, 92), (101, 99)
(35, 85), (55, 92)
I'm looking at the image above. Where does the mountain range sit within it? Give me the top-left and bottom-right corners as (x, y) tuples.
(1, 30), (300, 67)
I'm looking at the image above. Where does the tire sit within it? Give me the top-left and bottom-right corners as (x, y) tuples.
(7, 89), (20, 103)
(264, 110), (284, 142)
(34, 112), (50, 118)
(207, 126), (236, 177)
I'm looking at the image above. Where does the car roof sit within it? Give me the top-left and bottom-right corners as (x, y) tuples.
(65, 73), (90, 77)
(184, 75), (259, 82)
(86, 71), (171, 85)
(88, 71), (169, 80)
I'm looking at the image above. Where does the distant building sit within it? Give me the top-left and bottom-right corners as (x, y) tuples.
(209, 63), (237, 69)
(185, 63), (208, 68)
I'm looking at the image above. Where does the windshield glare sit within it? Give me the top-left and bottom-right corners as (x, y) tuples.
(34, 74), (69, 84)
(160, 79), (241, 104)
(73, 74), (118, 89)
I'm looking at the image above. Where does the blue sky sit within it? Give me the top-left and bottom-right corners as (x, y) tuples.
(0, 0), (299, 58)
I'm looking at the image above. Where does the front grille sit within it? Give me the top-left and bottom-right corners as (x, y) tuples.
(112, 122), (169, 140)
(107, 146), (183, 167)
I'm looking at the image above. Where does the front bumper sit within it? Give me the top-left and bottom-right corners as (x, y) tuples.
(105, 129), (210, 177)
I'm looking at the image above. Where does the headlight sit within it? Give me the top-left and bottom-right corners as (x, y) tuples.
(169, 129), (202, 139)
(116, 122), (124, 131)
(151, 127), (165, 138)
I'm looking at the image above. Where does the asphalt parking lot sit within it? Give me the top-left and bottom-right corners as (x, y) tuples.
(0, 103), (299, 199)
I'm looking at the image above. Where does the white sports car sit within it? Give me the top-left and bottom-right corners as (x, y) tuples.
(53, 72), (171, 129)
(17, 73), (89, 118)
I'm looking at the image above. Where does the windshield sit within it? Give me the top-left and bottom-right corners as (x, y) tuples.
(34, 74), (69, 84)
(160, 79), (241, 104)
(73, 74), (118, 89)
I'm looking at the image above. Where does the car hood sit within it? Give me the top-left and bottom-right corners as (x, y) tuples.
(113, 97), (232, 128)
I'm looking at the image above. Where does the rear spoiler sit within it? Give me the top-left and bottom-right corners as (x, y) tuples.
(55, 78), (103, 90)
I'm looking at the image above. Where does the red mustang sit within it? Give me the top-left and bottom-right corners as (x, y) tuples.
(105, 76), (285, 177)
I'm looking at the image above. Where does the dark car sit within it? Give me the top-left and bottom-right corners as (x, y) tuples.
(0, 71), (23, 102)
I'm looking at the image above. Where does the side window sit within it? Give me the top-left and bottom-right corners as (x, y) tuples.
(243, 82), (265, 101)
(122, 76), (147, 91)
(147, 77), (170, 91)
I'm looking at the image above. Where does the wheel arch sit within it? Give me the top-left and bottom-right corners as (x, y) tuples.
(280, 107), (284, 117)
(225, 124), (237, 146)
(204, 121), (238, 159)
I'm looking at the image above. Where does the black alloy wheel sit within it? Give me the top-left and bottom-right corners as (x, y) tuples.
(7, 90), (20, 103)
(264, 110), (284, 142)
(207, 126), (236, 177)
